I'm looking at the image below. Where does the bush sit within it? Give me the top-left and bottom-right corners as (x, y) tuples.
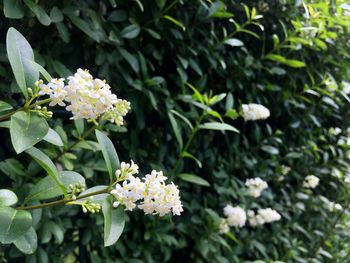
(0, 0), (350, 262)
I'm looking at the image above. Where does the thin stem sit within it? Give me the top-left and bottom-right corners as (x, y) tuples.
(53, 125), (98, 161)
(172, 110), (207, 173)
(0, 98), (52, 122)
(17, 188), (110, 211)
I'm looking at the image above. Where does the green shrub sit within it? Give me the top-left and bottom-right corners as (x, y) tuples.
(0, 0), (350, 262)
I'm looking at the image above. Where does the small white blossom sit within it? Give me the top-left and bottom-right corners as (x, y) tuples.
(344, 174), (350, 184)
(110, 164), (183, 216)
(223, 205), (247, 228)
(38, 69), (130, 124)
(245, 177), (268, 198)
(248, 208), (281, 226)
(303, 175), (320, 189)
(219, 218), (230, 234)
(242, 103), (270, 121)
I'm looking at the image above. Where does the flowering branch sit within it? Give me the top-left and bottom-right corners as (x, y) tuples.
(17, 187), (110, 211)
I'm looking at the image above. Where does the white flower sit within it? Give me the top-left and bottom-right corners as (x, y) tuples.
(281, 165), (291, 175)
(242, 103), (270, 121)
(223, 205), (247, 228)
(245, 177), (268, 198)
(257, 208), (281, 223)
(303, 175), (320, 189)
(330, 127), (342, 136)
(219, 218), (230, 234)
(115, 160), (139, 179)
(38, 69), (130, 124)
(110, 165), (183, 216)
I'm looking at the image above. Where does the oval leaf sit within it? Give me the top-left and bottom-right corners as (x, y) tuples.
(25, 171), (85, 202)
(199, 122), (239, 133)
(25, 147), (66, 195)
(14, 227), (37, 254)
(43, 128), (63, 146)
(102, 199), (125, 247)
(178, 173), (210, 187)
(10, 111), (49, 153)
(6, 27), (39, 97)
(0, 189), (18, 206)
(0, 206), (32, 244)
(120, 24), (140, 39)
(95, 130), (120, 182)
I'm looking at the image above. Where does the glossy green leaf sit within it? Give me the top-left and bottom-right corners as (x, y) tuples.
(0, 189), (18, 206)
(0, 101), (13, 113)
(0, 206), (32, 244)
(10, 111), (48, 153)
(181, 151), (202, 168)
(95, 130), (120, 182)
(120, 24), (141, 39)
(199, 122), (239, 133)
(224, 38), (244, 47)
(50, 6), (63, 23)
(102, 199), (125, 247)
(178, 173), (210, 187)
(43, 128), (63, 146)
(14, 227), (37, 254)
(27, 60), (52, 82)
(162, 15), (185, 31)
(25, 147), (66, 195)
(25, 171), (85, 202)
(6, 27), (39, 97)
(23, 0), (51, 26)
(168, 111), (183, 149)
(3, 0), (24, 19)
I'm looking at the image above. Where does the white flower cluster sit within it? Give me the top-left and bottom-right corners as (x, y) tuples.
(248, 208), (281, 227)
(223, 205), (247, 228)
(245, 177), (268, 198)
(38, 69), (130, 125)
(242, 103), (270, 121)
(219, 218), (230, 234)
(219, 205), (281, 233)
(303, 175), (320, 189)
(110, 161), (183, 216)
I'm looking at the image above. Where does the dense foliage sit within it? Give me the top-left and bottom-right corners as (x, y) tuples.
(1, 0), (350, 262)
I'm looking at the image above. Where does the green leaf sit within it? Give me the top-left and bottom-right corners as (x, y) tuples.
(102, 199), (125, 247)
(178, 173), (210, 187)
(265, 54), (287, 63)
(77, 185), (109, 205)
(95, 130), (120, 182)
(0, 206), (32, 244)
(74, 119), (84, 135)
(120, 24), (141, 39)
(224, 38), (244, 47)
(10, 111), (49, 153)
(261, 145), (279, 155)
(14, 227), (37, 254)
(283, 59), (306, 68)
(43, 128), (63, 146)
(168, 111), (183, 149)
(25, 171), (85, 202)
(199, 122), (239, 133)
(181, 151), (202, 168)
(119, 48), (139, 73)
(50, 6), (63, 23)
(0, 101), (13, 113)
(3, 0), (24, 19)
(25, 147), (66, 195)
(206, 110), (223, 122)
(162, 15), (185, 31)
(6, 27), (39, 97)
(0, 190), (18, 206)
(0, 121), (10, 129)
(27, 60), (52, 82)
(23, 0), (51, 26)
(169, 109), (193, 129)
